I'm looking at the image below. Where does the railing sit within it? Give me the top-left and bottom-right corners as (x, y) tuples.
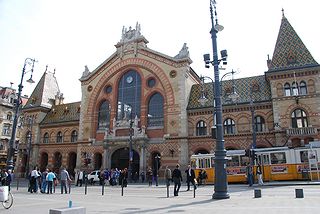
(286, 127), (318, 136)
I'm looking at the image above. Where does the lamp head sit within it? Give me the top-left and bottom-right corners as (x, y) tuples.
(220, 49), (228, 59)
(26, 77), (35, 84)
(203, 54), (211, 68)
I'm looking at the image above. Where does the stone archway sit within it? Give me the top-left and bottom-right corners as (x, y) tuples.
(53, 152), (62, 173)
(111, 148), (140, 175)
(68, 152), (77, 177)
(93, 153), (103, 170)
(40, 152), (48, 171)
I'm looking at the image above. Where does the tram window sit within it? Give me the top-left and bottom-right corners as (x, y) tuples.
(270, 152), (286, 164)
(227, 156), (240, 167)
(240, 156), (250, 166)
(300, 151), (309, 163)
(191, 159), (197, 168)
(211, 157), (215, 167)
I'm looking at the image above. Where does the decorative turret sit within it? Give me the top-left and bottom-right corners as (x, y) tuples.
(267, 9), (318, 72)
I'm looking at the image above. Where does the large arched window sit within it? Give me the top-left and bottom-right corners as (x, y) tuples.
(284, 83), (291, 96)
(43, 132), (49, 144)
(291, 109), (308, 128)
(224, 118), (235, 134)
(292, 82), (299, 96)
(56, 131), (63, 143)
(299, 81), (307, 95)
(147, 92), (164, 127)
(254, 116), (265, 132)
(97, 100), (110, 130)
(71, 130), (78, 142)
(196, 120), (207, 136)
(117, 70), (141, 120)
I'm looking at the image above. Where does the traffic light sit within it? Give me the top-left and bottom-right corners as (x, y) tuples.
(250, 150), (258, 160)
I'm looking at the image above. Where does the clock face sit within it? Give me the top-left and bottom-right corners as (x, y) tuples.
(126, 75), (133, 84)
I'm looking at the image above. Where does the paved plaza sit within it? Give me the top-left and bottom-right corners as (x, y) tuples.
(2, 181), (320, 214)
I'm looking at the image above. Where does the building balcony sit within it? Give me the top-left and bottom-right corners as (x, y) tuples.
(286, 127), (318, 136)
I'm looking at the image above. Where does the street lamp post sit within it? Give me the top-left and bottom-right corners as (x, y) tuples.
(154, 154), (161, 186)
(25, 117), (33, 177)
(203, 0), (229, 199)
(128, 109), (133, 183)
(7, 58), (36, 170)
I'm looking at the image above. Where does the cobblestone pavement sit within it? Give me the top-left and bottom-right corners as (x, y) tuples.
(2, 182), (320, 214)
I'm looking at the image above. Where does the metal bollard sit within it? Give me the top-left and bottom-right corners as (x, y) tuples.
(193, 186), (196, 198)
(295, 189), (304, 198)
(167, 185), (169, 198)
(85, 179), (88, 195)
(16, 178), (19, 190)
(102, 181), (105, 195)
(68, 181), (71, 194)
(254, 189), (261, 198)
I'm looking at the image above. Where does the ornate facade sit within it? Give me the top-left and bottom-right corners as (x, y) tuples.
(15, 15), (319, 177)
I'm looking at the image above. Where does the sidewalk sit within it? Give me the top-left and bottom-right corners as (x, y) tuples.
(3, 182), (320, 214)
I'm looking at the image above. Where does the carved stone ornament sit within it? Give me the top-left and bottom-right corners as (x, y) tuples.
(174, 43), (190, 59)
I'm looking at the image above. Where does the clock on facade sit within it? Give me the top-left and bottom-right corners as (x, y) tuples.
(126, 75), (133, 84)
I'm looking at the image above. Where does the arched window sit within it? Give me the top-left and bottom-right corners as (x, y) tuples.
(291, 109), (308, 128)
(292, 82), (299, 96)
(224, 118), (235, 134)
(117, 70), (141, 120)
(97, 101), (110, 130)
(56, 131), (63, 143)
(299, 81), (307, 95)
(71, 130), (78, 142)
(254, 116), (265, 132)
(284, 83), (291, 96)
(26, 131), (32, 144)
(43, 132), (49, 144)
(147, 93), (164, 127)
(196, 120), (207, 136)
(6, 112), (12, 121)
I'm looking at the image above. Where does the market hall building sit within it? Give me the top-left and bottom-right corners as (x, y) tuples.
(16, 13), (320, 177)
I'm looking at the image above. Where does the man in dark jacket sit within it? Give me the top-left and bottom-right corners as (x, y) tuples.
(172, 164), (182, 196)
(185, 164), (197, 191)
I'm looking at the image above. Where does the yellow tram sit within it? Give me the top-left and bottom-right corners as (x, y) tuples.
(191, 144), (320, 184)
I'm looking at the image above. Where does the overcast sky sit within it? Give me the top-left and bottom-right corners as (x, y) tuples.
(1, 0), (319, 103)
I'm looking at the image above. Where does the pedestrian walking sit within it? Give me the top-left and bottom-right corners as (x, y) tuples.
(164, 166), (172, 187)
(246, 163), (253, 187)
(256, 163), (264, 185)
(185, 164), (197, 191)
(172, 164), (182, 196)
(60, 167), (71, 194)
(46, 169), (55, 194)
(146, 168), (153, 186)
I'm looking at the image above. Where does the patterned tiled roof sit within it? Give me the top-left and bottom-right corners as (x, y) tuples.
(187, 75), (271, 110)
(268, 15), (318, 72)
(41, 102), (81, 125)
(24, 71), (60, 109)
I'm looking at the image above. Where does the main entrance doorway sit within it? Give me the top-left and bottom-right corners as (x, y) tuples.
(111, 148), (140, 176)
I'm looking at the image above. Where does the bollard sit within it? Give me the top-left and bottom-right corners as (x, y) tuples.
(68, 181), (71, 194)
(121, 179), (124, 196)
(193, 187), (195, 198)
(254, 189), (261, 198)
(102, 182), (105, 195)
(167, 185), (169, 198)
(85, 179), (88, 195)
(295, 189), (304, 198)
(16, 178), (19, 191)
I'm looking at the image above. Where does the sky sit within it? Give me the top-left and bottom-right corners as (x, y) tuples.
(1, 0), (319, 103)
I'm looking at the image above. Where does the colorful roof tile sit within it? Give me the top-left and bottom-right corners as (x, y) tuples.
(187, 75), (271, 110)
(41, 102), (81, 125)
(268, 15), (318, 72)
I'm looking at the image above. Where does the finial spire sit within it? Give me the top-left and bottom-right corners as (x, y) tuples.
(282, 8), (285, 17)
